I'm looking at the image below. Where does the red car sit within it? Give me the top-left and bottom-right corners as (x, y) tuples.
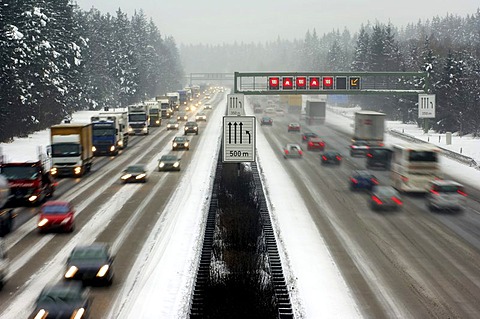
(288, 123), (301, 132)
(38, 201), (75, 233)
(307, 137), (325, 151)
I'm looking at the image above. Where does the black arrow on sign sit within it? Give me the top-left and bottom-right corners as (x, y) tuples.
(246, 130), (251, 144)
(234, 122), (237, 144)
(228, 122), (232, 143)
(239, 122), (243, 143)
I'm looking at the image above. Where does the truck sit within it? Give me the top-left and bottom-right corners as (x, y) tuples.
(305, 100), (326, 124)
(287, 95), (302, 114)
(127, 103), (149, 135)
(352, 111), (386, 146)
(49, 123), (93, 177)
(156, 97), (173, 119)
(167, 92), (180, 110)
(0, 175), (16, 236)
(145, 100), (161, 127)
(91, 111), (129, 156)
(178, 90), (188, 106)
(0, 159), (55, 207)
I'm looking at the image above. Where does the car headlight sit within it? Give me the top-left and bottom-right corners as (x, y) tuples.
(72, 308), (86, 319)
(136, 173), (146, 179)
(96, 265), (109, 277)
(156, 120), (160, 124)
(38, 218), (49, 227)
(29, 195), (39, 202)
(74, 167), (82, 175)
(33, 309), (48, 319)
(65, 265), (78, 278)
(159, 162), (165, 168)
(128, 126), (133, 132)
(110, 145), (116, 152)
(142, 127), (148, 131)
(92, 146), (97, 152)
(184, 142), (189, 147)
(173, 162), (179, 167)
(121, 174), (132, 180)
(50, 167), (57, 175)
(173, 143), (178, 147)
(175, 124), (178, 128)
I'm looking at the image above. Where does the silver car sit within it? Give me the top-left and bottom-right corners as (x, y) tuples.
(283, 144), (303, 159)
(369, 186), (403, 211)
(426, 180), (467, 211)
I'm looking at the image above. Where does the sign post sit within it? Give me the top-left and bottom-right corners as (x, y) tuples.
(223, 116), (255, 162)
(227, 94), (245, 116)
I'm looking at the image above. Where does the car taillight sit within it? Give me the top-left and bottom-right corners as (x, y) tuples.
(401, 176), (408, 182)
(371, 178), (379, 185)
(320, 142), (325, 147)
(430, 190), (439, 195)
(308, 141), (313, 146)
(336, 156), (342, 161)
(298, 150), (303, 155)
(378, 142), (384, 146)
(284, 150), (289, 154)
(391, 196), (403, 205)
(457, 190), (467, 196)
(367, 153), (373, 158)
(350, 177), (358, 184)
(351, 145), (356, 149)
(322, 155), (327, 160)
(372, 196), (383, 205)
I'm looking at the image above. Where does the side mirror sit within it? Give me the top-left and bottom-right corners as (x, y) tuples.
(46, 146), (52, 157)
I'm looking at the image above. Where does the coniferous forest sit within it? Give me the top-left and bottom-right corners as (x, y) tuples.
(1, 1), (479, 142)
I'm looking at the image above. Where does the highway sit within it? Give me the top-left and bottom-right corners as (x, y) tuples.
(258, 108), (480, 318)
(1, 91), (480, 318)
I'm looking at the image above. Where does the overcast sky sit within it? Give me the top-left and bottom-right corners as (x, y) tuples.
(74, 1), (479, 45)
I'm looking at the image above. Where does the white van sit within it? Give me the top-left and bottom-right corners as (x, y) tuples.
(0, 239), (8, 289)
(426, 180), (467, 211)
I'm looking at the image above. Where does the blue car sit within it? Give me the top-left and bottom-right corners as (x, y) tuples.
(349, 170), (379, 191)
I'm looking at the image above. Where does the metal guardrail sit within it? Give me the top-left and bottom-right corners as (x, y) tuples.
(388, 130), (479, 169)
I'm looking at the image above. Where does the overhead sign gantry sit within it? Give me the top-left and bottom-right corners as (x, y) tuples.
(233, 71), (428, 95)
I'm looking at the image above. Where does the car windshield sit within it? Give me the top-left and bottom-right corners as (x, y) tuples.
(70, 247), (108, 261)
(51, 143), (81, 157)
(174, 137), (186, 142)
(161, 155), (177, 161)
(42, 205), (70, 214)
(433, 185), (464, 193)
(409, 150), (437, 162)
(38, 289), (82, 303)
(125, 166), (145, 173)
(168, 120), (177, 124)
(374, 187), (398, 196)
(0, 166), (39, 180)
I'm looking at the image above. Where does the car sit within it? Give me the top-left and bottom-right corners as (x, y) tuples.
(260, 116), (273, 126)
(366, 147), (393, 170)
(166, 119), (179, 130)
(349, 170), (379, 191)
(64, 243), (114, 285)
(195, 112), (207, 122)
(301, 132), (318, 142)
(283, 144), (303, 159)
(350, 140), (370, 157)
(288, 123), (301, 132)
(120, 164), (147, 183)
(369, 186), (403, 211)
(172, 136), (190, 150)
(184, 121), (199, 135)
(426, 180), (467, 211)
(177, 112), (188, 121)
(37, 201), (75, 233)
(30, 282), (92, 319)
(158, 155), (181, 171)
(321, 151), (342, 165)
(204, 103), (212, 110)
(306, 137), (325, 151)
(275, 108), (285, 117)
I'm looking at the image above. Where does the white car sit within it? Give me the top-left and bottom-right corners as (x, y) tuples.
(426, 180), (467, 211)
(283, 144), (303, 159)
(204, 103), (212, 110)
(195, 112), (207, 121)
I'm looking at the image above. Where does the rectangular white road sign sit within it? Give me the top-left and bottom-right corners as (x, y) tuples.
(223, 116), (255, 162)
(227, 94), (245, 116)
(418, 94), (435, 118)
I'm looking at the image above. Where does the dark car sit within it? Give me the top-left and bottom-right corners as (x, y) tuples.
(321, 151), (342, 165)
(172, 136), (190, 150)
(350, 140), (370, 157)
(120, 164), (147, 183)
(288, 123), (301, 132)
(369, 186), (403, 211)
(38, 201), (75, 233)
(349, 170), (379, 191)
(283, 144), (303, 159)
(184, 121), (199, 135)
(306, 137), (325, 151)
(30, 282), (91, 319)
(301, 132), (318, 142)
(158, 155), (181, 171)
(366, 147), (393, 170)
(260, 116), (273, 126)
(64, 243), (114, 286)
